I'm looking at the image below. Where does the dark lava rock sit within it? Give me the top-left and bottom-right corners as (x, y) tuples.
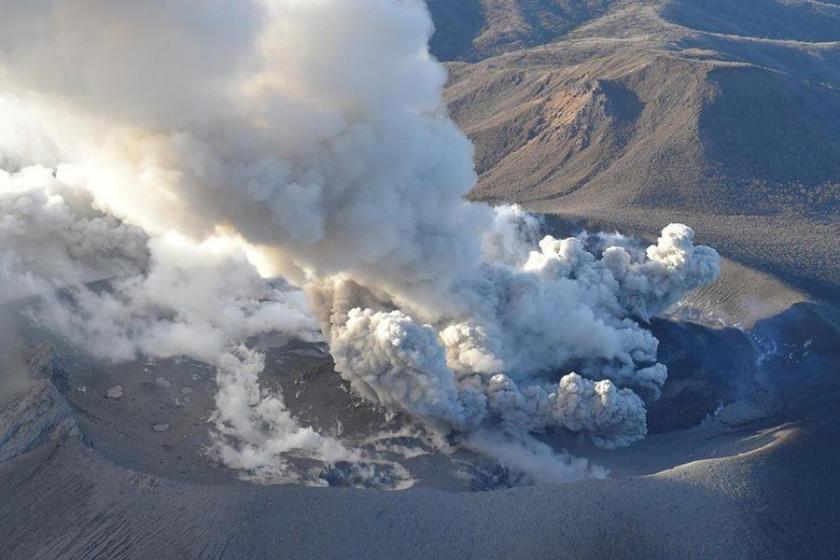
(646, 319), (757, 434)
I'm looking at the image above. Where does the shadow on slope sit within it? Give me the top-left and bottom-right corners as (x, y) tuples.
(662, 0), (840, 43)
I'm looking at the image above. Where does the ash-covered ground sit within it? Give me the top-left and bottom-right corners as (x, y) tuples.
(2, 255), (839, 558)
(1, 1), (839, 557)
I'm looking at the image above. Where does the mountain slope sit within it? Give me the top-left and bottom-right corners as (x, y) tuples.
(427, 0), (621, 61)
(430, 0), (840, 297)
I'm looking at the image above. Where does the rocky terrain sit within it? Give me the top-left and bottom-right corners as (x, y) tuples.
(430, 0), (840, 299)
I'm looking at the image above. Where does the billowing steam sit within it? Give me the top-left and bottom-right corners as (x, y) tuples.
(0, 0), (720, 486)
(0, 166), (147, 304)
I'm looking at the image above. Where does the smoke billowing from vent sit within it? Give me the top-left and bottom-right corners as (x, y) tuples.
(0, 0), (720, 486)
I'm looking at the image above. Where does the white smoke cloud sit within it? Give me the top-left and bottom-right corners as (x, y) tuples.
(209, 346), (364, 486)
(32, 234), (318, 363)
(486, 372), (648, 449)
(309, 213), (718, 459)
(0, 0), (721, 485)
(466, 430), (608, 485)
(0, 165), (147, 304)
(481, 205), (543, 267)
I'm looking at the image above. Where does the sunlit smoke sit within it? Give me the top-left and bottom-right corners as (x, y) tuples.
(0, 0), (720, 486)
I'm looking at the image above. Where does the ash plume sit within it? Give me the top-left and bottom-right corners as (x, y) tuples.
(0, 0), (720, 484)
(0, 314), (32, 407)
(0, 166), (147, 304)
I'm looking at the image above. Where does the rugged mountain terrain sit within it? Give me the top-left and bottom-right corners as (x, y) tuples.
(427, 0), (621, 61)
(429, 0), (840, 298)
(430, 0), (840, 62)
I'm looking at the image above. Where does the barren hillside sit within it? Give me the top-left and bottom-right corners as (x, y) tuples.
(429, 0), (840, 298)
